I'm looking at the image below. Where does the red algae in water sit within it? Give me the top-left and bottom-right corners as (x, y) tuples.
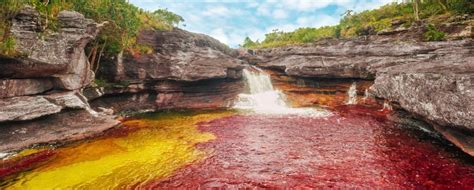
(144, 106), (474, 189)
(0, 150), (56, 179)
(1, 107), (473, 189)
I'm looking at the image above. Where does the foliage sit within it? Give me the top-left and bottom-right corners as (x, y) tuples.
(241, 37), (257, 48)
(0, 36), (16, 56)
(447, 0), (473, 14)
(243, 26), (338, 48)
(153, 9), (184, 28)
(0, 0), (183, 56)
(423, 24), (445, 41)
(94, 78), (111, 88)
(244, 0), (471, 49)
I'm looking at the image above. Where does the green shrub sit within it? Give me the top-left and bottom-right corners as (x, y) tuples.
(94, 79), (110, 88)
(0, 36), (16, 56)
(423, 24), (445, 41)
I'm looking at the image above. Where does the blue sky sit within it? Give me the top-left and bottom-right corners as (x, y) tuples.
(130, 0), (398, 47)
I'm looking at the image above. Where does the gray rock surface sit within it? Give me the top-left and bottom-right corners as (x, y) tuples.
(0, 110), (119, 152)
(370, 55), (474, 131)
(0, 96), (62, 122)
(0, 79), (53, 98)
(93, 28), (245, 111)
(248, 39), (471, 80)
(0, 7), (106, 126)
(108, 29), (243, 82)
(0, 91), (91, 122)
(0, 7), (101, 90)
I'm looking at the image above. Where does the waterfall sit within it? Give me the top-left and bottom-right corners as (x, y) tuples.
(233, 67), (330, 116)
(362, 89), (370, 102)
(346, 82), (358, 105)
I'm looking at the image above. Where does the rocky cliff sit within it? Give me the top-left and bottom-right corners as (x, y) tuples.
(88, 28), (244, 112)
(242, 22), (473, 155)
(0, 7), (119, 152)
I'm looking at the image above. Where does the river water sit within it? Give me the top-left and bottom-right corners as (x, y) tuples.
(1, 68), (473, 189)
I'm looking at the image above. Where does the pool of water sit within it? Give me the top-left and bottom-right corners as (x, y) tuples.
(1, 106), (473, 189)
(1, 68), (473, 189)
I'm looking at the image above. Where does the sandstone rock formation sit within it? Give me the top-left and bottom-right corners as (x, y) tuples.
(247, 39), (471, 80)
(91, 28), (244, 112)
(0, 7), (101, 90)
(0, 7), (116, 152)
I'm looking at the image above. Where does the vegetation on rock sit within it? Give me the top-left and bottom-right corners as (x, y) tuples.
(423, 24), (446, 41)
(242, 0), (472, 48)
(0, 0), (183, 56)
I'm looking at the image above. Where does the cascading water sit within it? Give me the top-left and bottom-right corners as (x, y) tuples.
(363, 89), (370, 102)
(233, 67), (330, 116)
(346, 82), (358, 105)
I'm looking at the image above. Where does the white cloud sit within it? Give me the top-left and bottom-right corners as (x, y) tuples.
(210, 28), (229, 45)
(256, 3), (271, 16)
(205, 6), (229, 16)
(272, 9), (288, 19)
(297, 14), (339, 27)
(282, 0), (351, 11)
(266, 24), (299, 33)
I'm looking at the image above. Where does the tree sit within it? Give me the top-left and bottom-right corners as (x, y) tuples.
(437, 0), (448, 12)
(242, 37), (256, 48)
(412, 0), (421, 21)
(153, 8), (184, 27)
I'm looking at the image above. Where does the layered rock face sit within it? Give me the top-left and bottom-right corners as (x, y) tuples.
(0, 7), (116, 152)
(0, 7), (107, 121)
(91, 28), (244, 112)
(0, 7), (100, 90)
(370, 50), (473, 154)
(242, 27), (473, 154)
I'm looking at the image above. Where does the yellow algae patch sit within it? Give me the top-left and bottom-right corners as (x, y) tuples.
(4, 110), (234, 189)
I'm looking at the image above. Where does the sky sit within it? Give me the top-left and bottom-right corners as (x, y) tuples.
(130, 0), (398, 47)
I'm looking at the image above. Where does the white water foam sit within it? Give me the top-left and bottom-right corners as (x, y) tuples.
(233, 67), (331, 117)
(346, 82), (358, 105)
(0, 152), (12, 160)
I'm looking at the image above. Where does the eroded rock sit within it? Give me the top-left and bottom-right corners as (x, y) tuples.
(0, 91), (93, 123)
(93, 28), (245, 111)
(0, 110), (119, 152)
(1, 7), (101, 90)
(0, 79), (53, 98)
(106, 29), (243, 82)
(247, 39), (470, 80)
(0, 96), (62, 122)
